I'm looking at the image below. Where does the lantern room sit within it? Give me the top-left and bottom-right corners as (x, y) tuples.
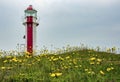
(25, 5), (37, 18)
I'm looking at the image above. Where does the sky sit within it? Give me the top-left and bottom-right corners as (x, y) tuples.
(0, 0), (120, 51)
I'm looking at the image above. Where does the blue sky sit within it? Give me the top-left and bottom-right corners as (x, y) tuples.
(0, 0), (120, 50)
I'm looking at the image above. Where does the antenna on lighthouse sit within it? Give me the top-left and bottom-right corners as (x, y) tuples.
(23, 5), (39, 55)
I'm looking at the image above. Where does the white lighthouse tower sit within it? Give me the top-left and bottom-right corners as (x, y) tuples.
(23, 5), (39, 54)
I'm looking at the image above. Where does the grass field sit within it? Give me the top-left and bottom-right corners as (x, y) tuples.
(0, 46), (120, 82)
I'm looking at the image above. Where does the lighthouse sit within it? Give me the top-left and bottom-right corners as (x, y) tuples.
(23, 5), (39, 54)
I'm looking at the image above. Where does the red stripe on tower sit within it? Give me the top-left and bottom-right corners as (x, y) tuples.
(27, 16), (33, 53)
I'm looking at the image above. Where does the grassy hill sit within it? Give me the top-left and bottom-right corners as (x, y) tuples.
(0, 47), (120, 82)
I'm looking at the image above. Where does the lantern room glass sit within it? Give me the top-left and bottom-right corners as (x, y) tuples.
(25, 10), (37, 18)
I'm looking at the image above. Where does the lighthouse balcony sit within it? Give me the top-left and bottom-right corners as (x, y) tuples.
(23, 18), (39, 26)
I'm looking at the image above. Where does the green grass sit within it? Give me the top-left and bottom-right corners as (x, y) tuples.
(0, 48), (120, 82)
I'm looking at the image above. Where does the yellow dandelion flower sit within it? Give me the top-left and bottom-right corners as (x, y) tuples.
(50, 72), (62, 77)
(3, 60), (8, 63)
(97, 58), (102, 62)
(75, 66), (78, 68)
(56, 73), (62, 76)
(66, 56), (70, 59)
(106, 68), (111, 72)
(26, 55), (32, 58)
(37, 59), (40, 61)
(50, 56), (54, 60)
(59, 56), (64, 61)
(100, 70), (105, 75)
(90, 62), (95, 65)
(50, 73), (56, 77)
(89, 57), (96, 61)
(1, 67), (6, 70)
(111, 67), (114, 70)
(96, 62), (100, 65)
(64, 66), (68, 69)
(53, 58), (58, 61)
(18, 59), (22, 63)
(85, 69), (88, 72)
(88, 71), (91, 74)
(88, 71), (95, 74)
(73, 59), (77, 64)
(106, 67), (114, 72)
(79, 65), (82, 67)
(25, 51), (30, 55)
(90, 71), (95, 75)
(12, 57), (18, 62)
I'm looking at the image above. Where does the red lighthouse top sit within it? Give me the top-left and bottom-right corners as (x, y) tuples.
(25, 5), (37, 12)
(27, 5), (33, 10)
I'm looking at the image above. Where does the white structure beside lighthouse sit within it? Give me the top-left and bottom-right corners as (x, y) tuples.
(23, 5), (39, 54)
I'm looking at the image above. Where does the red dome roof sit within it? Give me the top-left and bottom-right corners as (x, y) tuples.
(27, 5), (33, 10)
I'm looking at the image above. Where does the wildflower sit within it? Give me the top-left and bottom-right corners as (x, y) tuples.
(106, 67), (114, 72)
(12, 57), (18, 62)
(106, 68), (111, 72)
(50, 56), (54, 60)
(26, 55), (32, 58)
(75, 66), (78, 68)
(90, 62), (95, 65)
(37, 59), (40, 62)
(53, 58), (59, 61)
(91, 71), (95, 75)
(50, 73), (55, 77)
(56, 73), (62, 76)
(18, 59), (22, 63)
(59, 56), (64, 61)
(88, 71), (95, 75)
(50, 72), (62, 77)
(19, 73), (25, 76)
(89, 57), (96, 61)
(88, 71), (91, 74)
(1, 67), (6, 70)
(73, 59), (77, 64)
(97, 58), (102, 62)
(64, 66), (68, 69)
(100, 70), (105, 75)
(111, 67), (114, 70)
(25, 51), (31, 55)
(79, 65), (82, 67)
(66, 56), (70, 59)
(85, 69), (88, 72)
(96, 62), (100, 65)
(3, 60), (8, 63)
